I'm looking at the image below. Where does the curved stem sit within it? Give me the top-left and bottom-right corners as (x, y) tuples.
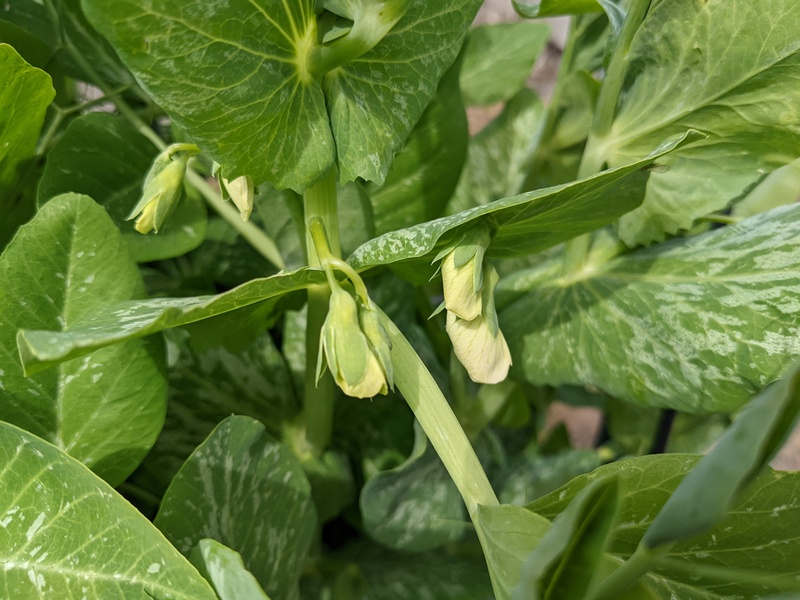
(380, 310), (498, 516)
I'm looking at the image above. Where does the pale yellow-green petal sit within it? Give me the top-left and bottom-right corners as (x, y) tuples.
(442, 251), (482, 321)
(446, 310), (511, 384)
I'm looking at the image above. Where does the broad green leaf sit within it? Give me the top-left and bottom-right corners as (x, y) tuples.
(38, 112), (207, 262)
(595, 0), (800, 246)
(460, 22), (550, 107)
(0, 421), (216, 599)
(732, 156), (800, 219)
(501, 205), (800, 413)
(449, 89), (544, 214)
(474, 503), (551, 600)
(368, 59), (468, 234)
(81, 0), (333, 192)
(348, 131), (696, 275)
(0, 44), (54, 249)
(191, 539), (271, 600)
(360, 423), (467, 552)
(529, 456), (800, 599)
(0, 194), (166, 486)
(82, 0), (481, 191)
(513, 476), (619, 600)
(644, 364), (800, 548)
(324, 0), (482, 185)
(512, 0), (603, 18)
(155, 416), (316, 600)
(17, 266), (325, 373)
(128, 330), (299, 500)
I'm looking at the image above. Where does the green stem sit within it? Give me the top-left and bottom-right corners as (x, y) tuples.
(36, 107), (66, 156)
(302, 169), (341, 457)
(579, 0), (652, 177)
(565, 0), (652, 275)
(61, 36), (285, 269)
(380, 311), (498, 516)
(589, 543), (667, 600)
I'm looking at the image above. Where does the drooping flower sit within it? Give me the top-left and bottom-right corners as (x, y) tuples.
(438, 224), (491, 321)
(222, 174), (254, 221)
(442, 255), (512, 384)
(127, 151), (187, 234)
(318, 285), (391, 398)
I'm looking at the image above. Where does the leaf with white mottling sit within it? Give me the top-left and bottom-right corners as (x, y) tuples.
(349, 131), (695, 275)
(501, 204), (800, 413)
(17, 267), (325, 374)
(0, 421), (216, 599)
(155, 416), (316, 600)
(0, 194), (166, 486)
(529, 455), (800, 599)
(594, 0), (800, 245)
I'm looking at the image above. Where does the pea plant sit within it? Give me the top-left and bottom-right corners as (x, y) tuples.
(1, 0), (800, 598)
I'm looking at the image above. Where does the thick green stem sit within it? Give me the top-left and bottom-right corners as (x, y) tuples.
(565, 0), (652, 275)
(380, 311), (498, 516)
(302, 169), (341, 456)
(61, 35), (284, 269)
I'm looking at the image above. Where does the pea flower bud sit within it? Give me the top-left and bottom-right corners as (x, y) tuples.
(127, 153), (186, 234)
(445, 264), (512, 384)
(318, 285), (390, 398)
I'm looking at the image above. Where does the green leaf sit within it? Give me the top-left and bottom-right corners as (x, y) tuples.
(324, 0), (482, 185)
(349, 131), (696, 275)
(460, 22), (550, 107)
(512, 0), (604, 18)
(191, 539), (272, 600)
(644, 363), (800, 548)
(17, 266), (325, 374)
(81, 0), (481, 191)
(0, 194), (166, 486)
(38, 112), (207, 262)
(0, 44), (54, 249)
(155, 416), (316, 600)
(474, 503), (551, 600)
(501, 205), (800, 413)
(529, 456), (800, 599)
(513, 476), (619, 600)
(594, 0), (800, 246)
(360, 423), (467, 552)
(128, 330), (300, 500)
(81, 0), (333, 192)
(368, 59), (468, 234)
(0, 421), (216, 599)
(449, 88), (544, 214)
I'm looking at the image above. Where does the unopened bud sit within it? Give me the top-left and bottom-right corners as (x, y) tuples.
(358, 301), (393, 391)
(318, 286), (390, 398)
(127, 157), (186, 234)
(437, 224), (491, 321)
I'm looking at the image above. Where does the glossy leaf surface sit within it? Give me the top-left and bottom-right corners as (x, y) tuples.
(0, 194), (166, 485)
(191, 539), (271, 600)
(598, 0), (800, 245)
(0, 421), (216, 599)
(501, 205), (800, 413)
(155, 416), (316, 600)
